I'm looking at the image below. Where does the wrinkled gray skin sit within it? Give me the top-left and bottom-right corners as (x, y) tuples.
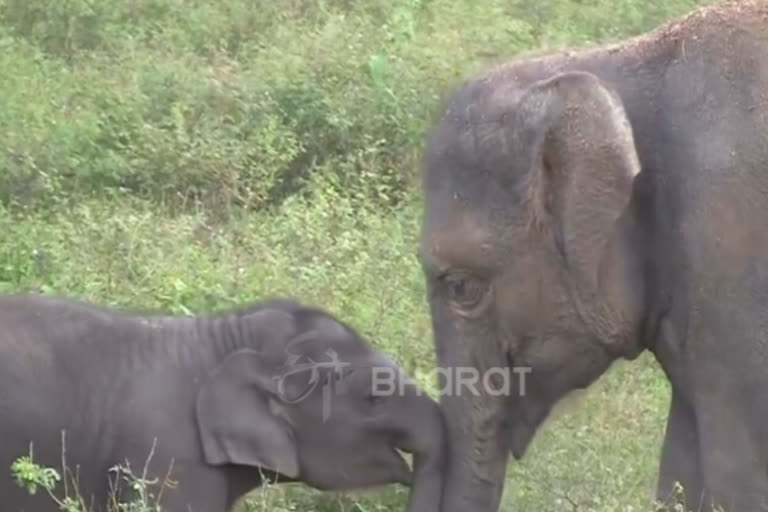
(419, 1), (768, 511)
(0, 294), (444, 512)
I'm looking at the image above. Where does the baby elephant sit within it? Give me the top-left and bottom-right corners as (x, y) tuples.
(0, 293), (445, 512)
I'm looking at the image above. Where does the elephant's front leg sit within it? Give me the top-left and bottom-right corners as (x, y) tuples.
(656, 389), (707, 510)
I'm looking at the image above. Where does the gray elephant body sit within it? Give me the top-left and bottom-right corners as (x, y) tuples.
(420, 1), (768, 511)
(0, 294), (444, 512)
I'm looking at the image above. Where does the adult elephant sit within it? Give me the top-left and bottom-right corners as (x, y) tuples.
(0, 293), (444, 512)
(419, 1), (768, 511)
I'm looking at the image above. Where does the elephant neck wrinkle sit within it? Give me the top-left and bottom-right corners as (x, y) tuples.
(133, 313), (249, 369)
(197, 312), (255, 362)
(135, 315), (215, 368)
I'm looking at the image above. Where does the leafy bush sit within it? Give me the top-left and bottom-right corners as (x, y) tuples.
(0, 0), (706, 213)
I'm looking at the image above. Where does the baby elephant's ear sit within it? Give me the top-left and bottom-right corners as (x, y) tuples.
(195, 348), (300, 478)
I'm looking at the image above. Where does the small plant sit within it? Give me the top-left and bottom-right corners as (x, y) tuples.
(11, 450), (64, 496)
(11, 443), (91, 512)
(11, 435), (175, 512)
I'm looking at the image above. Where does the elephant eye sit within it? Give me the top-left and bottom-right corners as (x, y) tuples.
(365, 393), (387, 406)
(443, 273), (488, 310)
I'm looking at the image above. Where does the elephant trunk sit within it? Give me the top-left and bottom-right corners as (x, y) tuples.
(406, 448), (445, 512)
(397, 393), (447, 512)
(438, 389), (510, 512)
(430, 313), (513, 512)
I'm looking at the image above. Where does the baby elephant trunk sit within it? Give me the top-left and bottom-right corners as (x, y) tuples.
(397, 391), (447, 512)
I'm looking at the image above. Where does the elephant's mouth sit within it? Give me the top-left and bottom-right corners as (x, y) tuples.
(311, 446), (411, 491)
(389, 446), (414, 486)
(507, 419), (537, 460)
(504, 352), (538, 459)
(504, 357), (552, 460)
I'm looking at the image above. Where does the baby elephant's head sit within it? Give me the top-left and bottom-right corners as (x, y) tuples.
(195, 301), (446, 512)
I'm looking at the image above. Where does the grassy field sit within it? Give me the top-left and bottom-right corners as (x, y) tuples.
(0, 0), (712, 510)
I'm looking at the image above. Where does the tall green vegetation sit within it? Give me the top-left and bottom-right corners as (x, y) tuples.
(0, 0), (711, 510)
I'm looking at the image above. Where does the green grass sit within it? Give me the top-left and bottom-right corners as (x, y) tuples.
(0, 0), (713, 510)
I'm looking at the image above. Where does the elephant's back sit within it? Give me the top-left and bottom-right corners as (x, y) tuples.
(0, 293), (151, 355)
(0, 294), (148, 422)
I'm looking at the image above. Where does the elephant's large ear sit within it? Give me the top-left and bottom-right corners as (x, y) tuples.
(506, 71), (641, 343)
(509, 71), (640, 286)
(195, 348), (300, 478)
